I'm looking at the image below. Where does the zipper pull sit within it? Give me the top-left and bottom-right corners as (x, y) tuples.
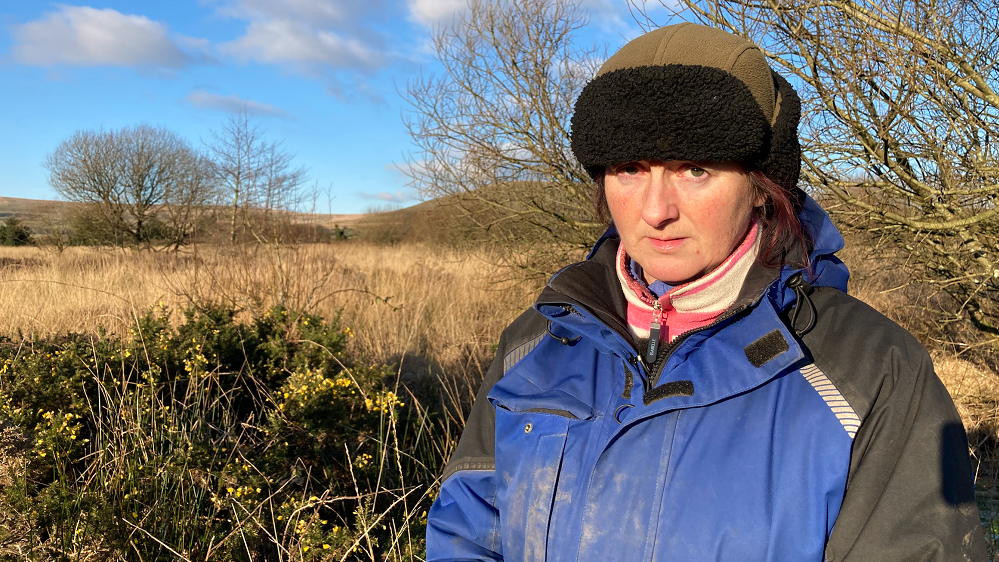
(646, 300), (663, 364)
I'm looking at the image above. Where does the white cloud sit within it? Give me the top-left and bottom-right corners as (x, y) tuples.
(406, 0), (468, 27)
(639, 0), (679, 12)
(186, 90), (291, 118)
(325, 74), (386, 104)
(175, 34), (212, 52)
(209, 0), (388, 75)
(221, 20), (381, 70)
(582, 0), (628, 28)
(386, 160), (425, 179)
(609, 0), (678, 32)
(13, 6), (192, 68)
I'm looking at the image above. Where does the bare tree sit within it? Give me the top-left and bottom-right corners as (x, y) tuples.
(36, 202), (72, 254)
(46, 125), (215, 249)
(633, 0), (999, 341)
(404, 0), (605, 277)
(160, 148), (217, 250)
(205, 111), (306, 243)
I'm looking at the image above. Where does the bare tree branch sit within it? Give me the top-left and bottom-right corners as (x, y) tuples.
(403, 0), (605, 277)
(204, 111), (307, 244)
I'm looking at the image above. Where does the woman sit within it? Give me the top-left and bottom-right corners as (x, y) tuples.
(426, 23), (986, 561)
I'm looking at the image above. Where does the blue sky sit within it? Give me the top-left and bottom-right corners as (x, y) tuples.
(0, 0), (666, 213)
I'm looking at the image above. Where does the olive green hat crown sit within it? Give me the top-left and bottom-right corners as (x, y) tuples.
(570, 23), (802, 192)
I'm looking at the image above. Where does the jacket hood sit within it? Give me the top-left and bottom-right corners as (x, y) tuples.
(773, 194), (850, 308)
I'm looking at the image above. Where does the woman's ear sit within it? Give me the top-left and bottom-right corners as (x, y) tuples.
(750, 177), (766, 208)
(744, 169), (766, 209)
(753, 192), (767, 208)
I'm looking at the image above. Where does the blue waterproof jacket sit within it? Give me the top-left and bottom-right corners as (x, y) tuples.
(427, 198), (986, 561)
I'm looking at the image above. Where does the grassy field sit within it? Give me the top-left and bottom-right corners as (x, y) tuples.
(0, 242), (531, 367)
(0, 238), (997, 558)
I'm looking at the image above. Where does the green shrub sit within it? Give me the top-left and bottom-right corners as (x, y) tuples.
(0, 303), (450, 560)
(0, 217), (34, 247)
(67, 205), (124, 247)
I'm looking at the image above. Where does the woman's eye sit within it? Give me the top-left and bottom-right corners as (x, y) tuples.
(688, 167), (706, 178)
(618, 165), (641, 176)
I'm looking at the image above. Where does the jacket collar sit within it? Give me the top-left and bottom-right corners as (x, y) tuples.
(537, 238), (635, 352)
(534, 252), (806, 419)
(619, 295), (805, 428)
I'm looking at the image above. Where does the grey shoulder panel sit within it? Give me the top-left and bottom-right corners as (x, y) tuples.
(800, 286), (929, 419)
(804, 288), (987, 560)
(441, 308), (548, 482)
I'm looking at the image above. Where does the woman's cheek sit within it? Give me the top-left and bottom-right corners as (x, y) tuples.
(606, 185), (638, 222)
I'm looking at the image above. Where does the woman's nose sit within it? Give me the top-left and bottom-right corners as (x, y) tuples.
(641, 170), (679, 227)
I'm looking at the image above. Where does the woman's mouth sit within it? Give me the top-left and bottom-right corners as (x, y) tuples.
(647, 237), (687, 252)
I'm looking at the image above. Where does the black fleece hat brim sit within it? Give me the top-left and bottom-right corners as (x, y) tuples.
(570, 64), (801, 193)
(758, 72), (802, 192)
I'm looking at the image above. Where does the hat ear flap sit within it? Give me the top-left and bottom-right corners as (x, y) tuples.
(759, 71), (804, 206)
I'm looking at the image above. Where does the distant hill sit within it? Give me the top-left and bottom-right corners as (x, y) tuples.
(0, 194), (519, 247)
(0, 196), (363, 238)
(0, 196), (77, 216)
(349, 196), (487, 245)
(0, 197), (79, 233)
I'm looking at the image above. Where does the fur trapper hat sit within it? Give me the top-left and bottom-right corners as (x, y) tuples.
(570, 23), (802, 196)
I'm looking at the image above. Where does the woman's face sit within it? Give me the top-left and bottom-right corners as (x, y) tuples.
(605, 159), (762, 285)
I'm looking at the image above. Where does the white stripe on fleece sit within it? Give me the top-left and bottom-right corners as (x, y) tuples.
(670, 223), (760, 314)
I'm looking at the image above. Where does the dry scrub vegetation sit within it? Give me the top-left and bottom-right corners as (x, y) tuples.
(0, 241), (535, 560)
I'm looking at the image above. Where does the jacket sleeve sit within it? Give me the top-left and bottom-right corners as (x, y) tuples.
(806, 289), (987, 561)
(426, 311), (536, 560)
(426, 468), (502, 561)
(426, 309), (549, 560)
(425, 374), (504, 562)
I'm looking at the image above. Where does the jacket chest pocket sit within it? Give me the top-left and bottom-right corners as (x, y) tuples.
(494, 409), (572, 562)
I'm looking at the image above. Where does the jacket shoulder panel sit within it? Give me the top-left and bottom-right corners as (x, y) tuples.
(441, 308), (548, 481)
(800, 286), (931, 420)
(503, 330), (546, 374)
(798, 362), (861, 439)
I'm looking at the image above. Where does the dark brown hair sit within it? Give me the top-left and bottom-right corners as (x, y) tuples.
(748, 170), (810, 269)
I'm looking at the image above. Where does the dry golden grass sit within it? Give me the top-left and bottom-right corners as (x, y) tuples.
(0, 243), (534, 382)
(3, 239), (997, 392)
(933, 352), (999, 491)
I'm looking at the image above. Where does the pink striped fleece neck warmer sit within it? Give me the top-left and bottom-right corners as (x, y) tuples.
(616, 220), (760, 346)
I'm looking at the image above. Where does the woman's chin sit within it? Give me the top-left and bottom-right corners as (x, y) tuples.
(633, 248), (703, 286)
(642, 265), (703, 286)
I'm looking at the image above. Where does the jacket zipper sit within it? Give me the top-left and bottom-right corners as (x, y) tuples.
(556, 301), (750, 388)
(646, 304), (749, 387)
(645, 301), (663, 364)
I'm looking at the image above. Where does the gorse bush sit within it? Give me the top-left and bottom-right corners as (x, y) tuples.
(0, 303), (453, 560)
